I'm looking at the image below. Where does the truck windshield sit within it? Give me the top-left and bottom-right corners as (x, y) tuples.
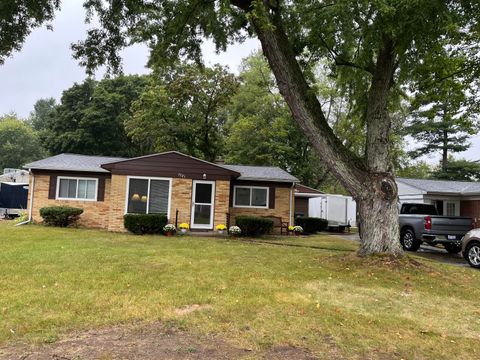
(401, 204), (438, 215)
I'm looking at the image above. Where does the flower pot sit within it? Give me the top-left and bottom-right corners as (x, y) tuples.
(180, 229), (187, 234)
(218, 230), (224, 235)
(165, 232), (173, 237)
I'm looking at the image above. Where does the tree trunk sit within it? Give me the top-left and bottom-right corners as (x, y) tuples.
(442, 129), (448, 171)
(231, 0), (402, 256)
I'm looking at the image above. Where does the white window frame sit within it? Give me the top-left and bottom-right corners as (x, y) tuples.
(125, 176), (172, 219)
(233, 186), (269, 209)
(56, 176), (98, 201)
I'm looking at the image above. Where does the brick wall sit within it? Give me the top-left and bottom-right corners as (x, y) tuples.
(170, 178), (193, 227)
(214, 180), (230, 228)
(460, 200), (480, 227)
(107, 175), (128, 232)
(229, 186), (294, 231)
(29, 174), (111, 229)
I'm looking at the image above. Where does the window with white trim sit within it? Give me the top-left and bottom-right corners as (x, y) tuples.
(233, 186), (269, 208)
(57, 177), (98, 200)
(126, 177), (171, 216)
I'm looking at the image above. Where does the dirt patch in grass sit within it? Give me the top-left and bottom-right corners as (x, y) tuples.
(0, 322), (328, 360)
(174, 304), (213, 316)
(0, 322), (249, 360)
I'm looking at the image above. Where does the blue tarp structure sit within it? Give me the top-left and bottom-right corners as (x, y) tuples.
(0, 182), (28, 210)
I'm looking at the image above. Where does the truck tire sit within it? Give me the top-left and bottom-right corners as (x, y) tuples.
(465, 242), (480, 269)
(400, 229), (421, 251)
(444, 243), (462, 254)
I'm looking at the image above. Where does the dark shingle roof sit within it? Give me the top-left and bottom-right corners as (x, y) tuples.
(24, 154), (126, 173)
(221, 164), (298, 183)
(397, 178), (480, 195)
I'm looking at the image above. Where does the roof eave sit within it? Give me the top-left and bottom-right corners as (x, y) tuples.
(27, 166), (110, 174)
(236, 177), (298, 183)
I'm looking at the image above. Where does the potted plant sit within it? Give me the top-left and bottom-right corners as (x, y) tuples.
(228, 225), (241, 238)
(179, 223), (189, 234)
(163, 224), (176, 236)
(216, 224), (227, 235)
(288, 225), (295, 234)
(293, 225), (303, 236)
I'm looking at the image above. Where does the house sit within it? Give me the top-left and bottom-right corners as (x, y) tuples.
(294, 184), (324, 217)
(397, 178), (480, 226)
(0, 168), (29, 183)
(24, 152), (298, 232)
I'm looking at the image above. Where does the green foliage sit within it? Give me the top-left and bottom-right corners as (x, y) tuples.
(123, 213), (168, 235)
(41, 75), (148, 157)
(396, 161), (433, 180)
(295, 217), (329, 234)
(0, 114), (45, 170)
(29, 98), (56, 132)
(39, 206), (84, 227)
(432, 157), (480, 181)
(235, 216), (274, 237)
(127, 64), (238, 161)
(225, 53), (329, 187)
(0, 0), (60, 65)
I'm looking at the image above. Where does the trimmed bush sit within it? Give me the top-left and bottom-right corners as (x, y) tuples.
(123, 213), (168, 235)
(235, 216), (274, 237)
(295, 217), (328, 234)
(39, 206), (84, 227)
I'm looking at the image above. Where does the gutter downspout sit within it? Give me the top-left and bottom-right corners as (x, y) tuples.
(289, 182), (295, 225)
(28, 169), (34, 222)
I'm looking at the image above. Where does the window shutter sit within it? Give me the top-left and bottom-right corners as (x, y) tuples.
(269, 186), (276, 209)
(48, 175), (57, 199)
(97, 178), (105, 202)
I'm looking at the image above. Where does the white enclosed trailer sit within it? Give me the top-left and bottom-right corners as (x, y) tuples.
(308, 194), (357, 229)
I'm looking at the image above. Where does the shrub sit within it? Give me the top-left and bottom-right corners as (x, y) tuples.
(295, 217), (328, 234)
(123, 213), (168, 235)
(235, 216), (274, 237)
(39, 206), (84, 227)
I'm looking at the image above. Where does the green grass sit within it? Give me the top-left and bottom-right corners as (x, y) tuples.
(0, 222), (479, 359)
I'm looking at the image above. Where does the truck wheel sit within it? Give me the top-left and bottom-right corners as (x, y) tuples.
(400, 229), (421, 251)
(465, 242), (480, 269)
(444, 243), (462, 254)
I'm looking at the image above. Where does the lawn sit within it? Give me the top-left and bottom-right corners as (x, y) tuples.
(0, 222), (479, 359)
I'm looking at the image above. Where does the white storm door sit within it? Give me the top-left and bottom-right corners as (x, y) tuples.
(191, 180), (215, 229)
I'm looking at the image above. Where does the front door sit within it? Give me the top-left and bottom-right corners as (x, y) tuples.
(191, 180), (215, 229)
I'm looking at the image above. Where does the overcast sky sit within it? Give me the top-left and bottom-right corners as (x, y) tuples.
(0, 0), (478, 164)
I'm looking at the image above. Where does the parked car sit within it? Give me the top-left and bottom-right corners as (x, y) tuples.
(399, 203), (473, 253)
(462, 228), (480, 268)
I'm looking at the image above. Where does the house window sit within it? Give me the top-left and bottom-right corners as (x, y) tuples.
(57, 177), (98, 200)
(446, 202), (456, 216)
(126, 177), (171, 217)
(233, 186), (269, 208)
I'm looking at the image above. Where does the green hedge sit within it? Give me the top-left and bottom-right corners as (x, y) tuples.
(235, 216), (274, 237)
(39, 206), (84, 227)
(295, 217), (328, 234)
(124, 213), (168, 235)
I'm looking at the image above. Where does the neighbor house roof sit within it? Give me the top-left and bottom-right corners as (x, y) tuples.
(222, 164), (299, 183)
(24, 154), (126, 173)
(294, 184), (324, 197)
(397, 178), (480, 195)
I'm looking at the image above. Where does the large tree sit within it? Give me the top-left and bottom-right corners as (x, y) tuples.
(0, 114), (45, 170)
(70, 1), (480, 255)
(42, 75), (148, 157)
(126, 63), (238, 162)
(0, 1), (60, 64)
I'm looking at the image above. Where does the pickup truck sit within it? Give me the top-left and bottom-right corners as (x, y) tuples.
(399, 203), (473, 253)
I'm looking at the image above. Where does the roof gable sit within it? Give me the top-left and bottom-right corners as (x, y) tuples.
(102, 151), (240, 180)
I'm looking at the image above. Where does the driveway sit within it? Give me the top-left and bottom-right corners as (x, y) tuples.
(327, 232), (469, 267)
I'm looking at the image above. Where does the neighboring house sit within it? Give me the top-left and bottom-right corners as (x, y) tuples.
(397, 178), (480, 226)
(0, 169), (29, 184)
(294, 184), (324, 217)
(24, 152), (298, 232)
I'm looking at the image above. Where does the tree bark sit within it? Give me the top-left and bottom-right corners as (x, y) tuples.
(231, 0), (403, 256)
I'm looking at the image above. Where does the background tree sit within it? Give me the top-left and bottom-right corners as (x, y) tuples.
(127, 64), (238, 162)
(29, 97), (56, 132)
(406, 58), (479, 172)
(432, 157), (480, 181)
(0, 114), (45, 170)
(0, 1), (60, 65)
(42, 75), (148, 157)
(71, 0), (480, 256)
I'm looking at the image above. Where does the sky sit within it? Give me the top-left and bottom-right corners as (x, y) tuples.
(0, 0), (478, 164)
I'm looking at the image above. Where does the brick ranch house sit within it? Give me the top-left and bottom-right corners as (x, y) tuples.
(24, 152), (299, 232)
(397, 178), (480, 227)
